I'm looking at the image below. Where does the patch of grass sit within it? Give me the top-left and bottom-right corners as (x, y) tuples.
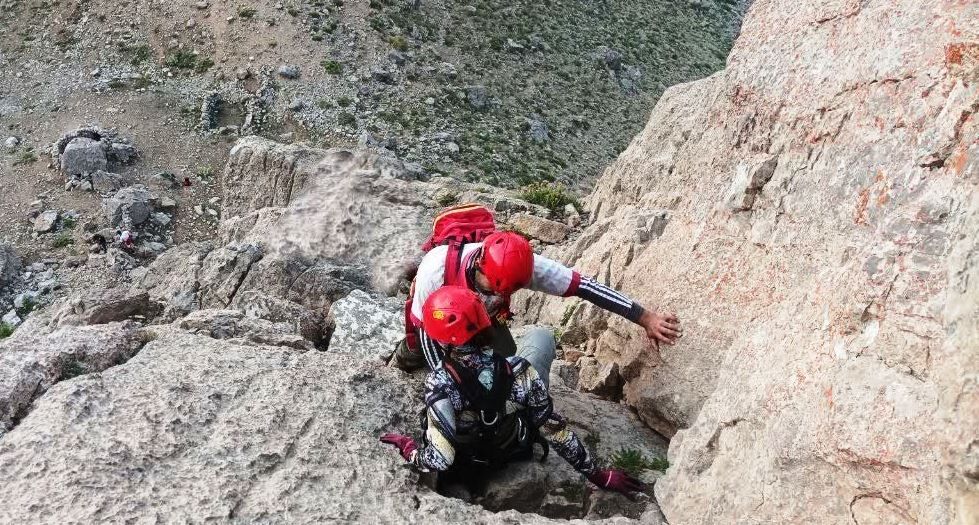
(336, 96), (353, 107)
(287, 7), (299, 16)
(388, 35), (408, 51)
(13, 151), (37, 165)
(0, 322), (14, 339)
(196, 166), (215, 180)
(338, 112), (356, 126)
(61, 216), (77, 230)
(321, 60), (342, 75)
(52, 233), (73, 249)
(435, 191), (458, 207)
(238, 6), (257, 19)
(519, 182), (577, 213)
(165, 50), (199, 70)
(609, 448), (668, 476)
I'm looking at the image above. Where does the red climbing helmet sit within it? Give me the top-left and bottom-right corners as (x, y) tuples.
(422, 286), (492, 346)
(479, 231), (534, 295)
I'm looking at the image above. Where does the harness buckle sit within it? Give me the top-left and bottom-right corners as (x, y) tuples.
(480, 410), (499, 426)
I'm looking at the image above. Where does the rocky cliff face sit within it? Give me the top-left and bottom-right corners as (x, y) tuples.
(520, 0), (979, 523)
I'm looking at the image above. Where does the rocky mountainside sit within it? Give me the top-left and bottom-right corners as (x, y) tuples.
(0, 139), (669, 523)
(0, 0), (977, 523)
(520, 0), (979, 523)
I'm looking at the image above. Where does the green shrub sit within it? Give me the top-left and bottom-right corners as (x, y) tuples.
(336, 96), (353, 107)
(609, 448), (668, 476)
(519, 182), (577, 213)
(165, 51), (199, 69)
(52, 233), (73, 249)
(321, 60), (342, 74)
(0, 322), (14, 339)
(194, 57), (214, 73)
(15, 296), (36, 317)
(338, 112), (357, 126)
(129, 44), (151, 65)
(238, 6), (257, 18)
(388, 35), (408, 51)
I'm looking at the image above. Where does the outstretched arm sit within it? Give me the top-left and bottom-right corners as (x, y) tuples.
(528, 254), (682, 348)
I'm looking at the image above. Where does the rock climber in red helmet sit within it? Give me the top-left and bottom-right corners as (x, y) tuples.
(381, 286), (645, 499)
(393, 229), (681, 371)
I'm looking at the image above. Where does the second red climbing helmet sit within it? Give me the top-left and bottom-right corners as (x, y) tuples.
(422, 286), (492, 346)
(478, 231), (534, 295)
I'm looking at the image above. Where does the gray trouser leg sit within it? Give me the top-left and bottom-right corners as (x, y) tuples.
(515, 327), (556, 390)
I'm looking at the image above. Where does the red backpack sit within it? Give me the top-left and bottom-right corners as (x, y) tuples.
(405, 204), (497, 350)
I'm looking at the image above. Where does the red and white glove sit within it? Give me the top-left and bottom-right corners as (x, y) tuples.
(379, 433), (418, 462)
(587, 468), (645, 498)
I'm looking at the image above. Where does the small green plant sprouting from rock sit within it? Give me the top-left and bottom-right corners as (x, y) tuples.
(197, 166), (215, 180)
(52, 233), (73, 249)
(561, 302), (582, 327)
(609, 448), (669, 476)
(61, 216), (77, 230)
(435, 191), (458, 207)
(519, 182), (577, 213)
(287, 7), (299, 16)
(338, 112), (357, 126)
(336, 96), (353, 107)
(0, 322), (14, 340)
(61, 359), (87, 380)
(388, 35), (408, 51)
(321, 60), (342, 75)
(16, 297), (36, 318)
(238, 6), (257, 19)
(13, 151), (37, 166)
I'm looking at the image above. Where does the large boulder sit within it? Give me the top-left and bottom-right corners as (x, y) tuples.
(0, 320), (659, 523)
(326, 289), (403, 362)
(520, 0), (979, 523)
(223, 140), (431, 295)
(0, 321), (146, 436)
(103, 185), (153, 227)
(59, 137), (107, 176)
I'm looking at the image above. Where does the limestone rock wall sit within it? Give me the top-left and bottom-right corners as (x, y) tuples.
(520, 0), (979, 523)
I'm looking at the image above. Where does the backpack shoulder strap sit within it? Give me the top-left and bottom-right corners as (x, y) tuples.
(443, 241), (467, 287)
